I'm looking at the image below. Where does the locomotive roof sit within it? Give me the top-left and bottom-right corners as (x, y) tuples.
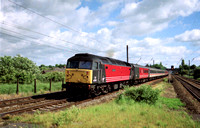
(68, 53), (167, 71)
(68, 53), (131, 66)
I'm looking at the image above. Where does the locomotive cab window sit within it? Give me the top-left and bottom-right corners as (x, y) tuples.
(93, 62), (98, 69)
(67, 61), (92, 69)
(67, 61), (79, 68)
(79, 61), (92, 69)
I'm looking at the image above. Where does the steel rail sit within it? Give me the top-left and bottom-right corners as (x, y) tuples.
(174, 75), (200, 101)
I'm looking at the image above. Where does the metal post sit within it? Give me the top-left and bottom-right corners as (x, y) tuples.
(49, 79), (52, 92)
(189, 60), (190, 76)
(62, 79), (64, 91)
(34, 79), (37, 93)
(126, 45), (129, 63)
(16, 78), (19, 94)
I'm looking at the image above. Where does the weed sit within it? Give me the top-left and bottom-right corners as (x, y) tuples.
(163, 78), (168, 82)
(158, 97), (185, 110)
(156, 120), (167, 127)
(122, 85), (160, 104)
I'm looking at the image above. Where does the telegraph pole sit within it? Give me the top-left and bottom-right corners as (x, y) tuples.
(189, 60), (190, 76)
(126, 45), (129, 63)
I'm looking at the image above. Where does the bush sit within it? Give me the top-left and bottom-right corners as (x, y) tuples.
(0, 55), (39, 84)
(119, 85), (160, 104)
(37, 71), (64, 82)
(163, 78), (168, 82)
(194, 68), (200, 79)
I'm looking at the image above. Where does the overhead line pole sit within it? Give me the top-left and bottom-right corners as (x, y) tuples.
(126, 45), (129, 63)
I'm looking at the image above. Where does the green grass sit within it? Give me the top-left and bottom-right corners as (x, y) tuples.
(11, 100), (199, 128)
(157, 97), (185, 110)
(183, 75), (194, 79)
(0, 81), (62, 94)
(9, 82), (200, 128)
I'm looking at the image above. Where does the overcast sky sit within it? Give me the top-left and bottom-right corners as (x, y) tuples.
(0, 0), (200, 68)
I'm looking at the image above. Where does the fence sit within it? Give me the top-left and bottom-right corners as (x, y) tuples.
(15, 78), (65, 94)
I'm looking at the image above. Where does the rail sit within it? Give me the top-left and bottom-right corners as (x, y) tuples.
(173, 75), (200, 101)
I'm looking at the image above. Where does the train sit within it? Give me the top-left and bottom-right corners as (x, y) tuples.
(62, 53), (168, 96)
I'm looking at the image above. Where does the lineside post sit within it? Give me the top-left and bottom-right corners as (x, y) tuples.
(62, 79), (64, 91)
(16, 78), (19, 94)
(126, 45), (129, 63)
(49, 79), (52, 92)
(34, 79), (37, 93)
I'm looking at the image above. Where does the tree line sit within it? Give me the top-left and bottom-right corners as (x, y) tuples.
(1, 55), (199, 84)
(145, 62), (167, 70)
(178, 59), (200, 79)
(0, 55), (65, 84)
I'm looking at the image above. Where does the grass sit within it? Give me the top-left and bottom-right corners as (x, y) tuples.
(0, 81), (62, 95)
(9, 81), (200, 128)
(10, 99), (199, 128)
(183, 75), (194, 79)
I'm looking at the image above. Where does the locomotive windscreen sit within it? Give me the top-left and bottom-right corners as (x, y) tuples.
(67, 61), (92, 69)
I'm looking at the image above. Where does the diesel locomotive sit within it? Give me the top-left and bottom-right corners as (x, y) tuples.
(62, 53), (168, 96)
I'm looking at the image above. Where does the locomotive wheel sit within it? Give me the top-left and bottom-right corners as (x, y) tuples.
(94, 86), (102, 96)
(102, 86), (109, 94)
(107, 84), (112, 92)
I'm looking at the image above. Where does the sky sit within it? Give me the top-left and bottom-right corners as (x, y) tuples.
(0, 0), (200, 68)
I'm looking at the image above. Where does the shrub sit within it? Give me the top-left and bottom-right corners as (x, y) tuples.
(37, 71), (64, 82)
(158, 97), (185, 110)
(194, 68), (200, 79)
(122, 85), (160, 104)
(163, 78), (168, 82)
(0, 55), (39, 84)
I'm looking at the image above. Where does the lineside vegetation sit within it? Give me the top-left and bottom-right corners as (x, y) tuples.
(10, 82), (200, 128)
(0, 55), (64, 94)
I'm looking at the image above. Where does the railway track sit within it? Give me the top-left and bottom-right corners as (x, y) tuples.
(0, 77), (166, 118)
(182, 76), (200, 85)
(0, 91), (66, 108)
(173, 75), (200, 101)
(0, 91), (69, 117)
(0, 91), (118, 118)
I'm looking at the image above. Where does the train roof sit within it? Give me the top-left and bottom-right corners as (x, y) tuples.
(133, 64), (167, 71)
(68, 53), (131, 67)
(68, 53), (167, 71)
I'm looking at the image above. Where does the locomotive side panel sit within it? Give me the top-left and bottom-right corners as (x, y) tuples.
(104, 64), (131, 83)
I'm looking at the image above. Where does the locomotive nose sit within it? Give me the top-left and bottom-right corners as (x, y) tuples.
(65, 69), (92, 84)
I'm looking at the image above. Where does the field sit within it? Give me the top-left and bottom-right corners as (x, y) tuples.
(4, 81), (199, 128)
(0, 82), (62, 99)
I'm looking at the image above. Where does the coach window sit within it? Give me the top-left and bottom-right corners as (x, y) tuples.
(93, 62), (98, 69)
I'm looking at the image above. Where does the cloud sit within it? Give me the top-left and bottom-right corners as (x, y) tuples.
(113, 0), (200, 37)
(0, 0), (199, 68)
(86, 0), (122, 28)
(175, 29), (200, 42)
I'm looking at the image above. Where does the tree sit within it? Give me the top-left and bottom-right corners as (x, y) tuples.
(181, 59), (185, 67)
(190, 64), (196, 70)
(150, 62), (166, 70)
(0, 55), (40, 83)
(194, 68), (200, 79)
